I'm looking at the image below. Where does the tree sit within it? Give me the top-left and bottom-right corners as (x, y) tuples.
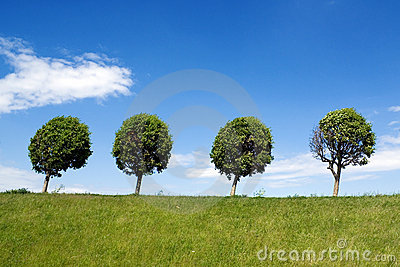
(310, 108), (376, 197)
(112, 113), (173, 195)
(210, 117), (273, 196)
(28, 116), (92, 193)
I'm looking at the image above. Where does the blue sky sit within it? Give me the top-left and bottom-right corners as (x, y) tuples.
(1, 0), (400, 196)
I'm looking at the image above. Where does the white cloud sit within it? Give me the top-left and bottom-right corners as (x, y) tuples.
(4, 134), (400, 194)
(260, 144), (400, 184)
(265, 140), (400, 183)
(0, 37), (133, 113)
(388, 121), (400, 126)
(186, 165), (221, 178)
(263, 153), (329, 180)
(378, 133), (400, 146)
(168, 150), (222, 179)
(344, 174), (376, 182)
(263, 177), (312, 188)
(0, 164), (42, 191)
(0, 164), (97, 193)
(168, 151), (327, 187)
(169, 133), (400, 189)
(169, 153), (197, 168)
(388, 106), (400, 112)
(0, 164), (134, 194)
(352, 146), (400, 173)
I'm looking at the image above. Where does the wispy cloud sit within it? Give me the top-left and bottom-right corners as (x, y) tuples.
(168, 151), (328, 187)
(0, 37), (133, 113)
(0, 164), (42, 191)
(0, 164), (134, 194)
(264, 177), (312, 189)
(168, 132), (400, 189)
(4, 133), (400, 193)
(388, 121), (400, 126)
(388, 106), (400, 112)
(0, 164), (95, 193)
(168, 150), (222, 179)
(169, 153), (198, 168)
(378, 133), (400, 146)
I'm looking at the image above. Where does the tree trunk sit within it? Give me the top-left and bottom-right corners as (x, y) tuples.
(333, 177), (340, 197)
(135, 173), (143, 195)
(42, 172), (50, 193)
(230, 175), (240, 196)
(332, 166), (341, 197)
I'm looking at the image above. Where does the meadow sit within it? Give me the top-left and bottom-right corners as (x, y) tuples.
(0, 193), (399, 266)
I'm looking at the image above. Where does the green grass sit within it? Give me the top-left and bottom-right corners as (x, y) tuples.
(0, 194), (399, 266)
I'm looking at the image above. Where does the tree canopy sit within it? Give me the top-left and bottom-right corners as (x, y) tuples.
(28, 116), (92, 192)
(210, 116), (273, 196)
(112, 113), (173, 194)
(310, 108), (376, 196)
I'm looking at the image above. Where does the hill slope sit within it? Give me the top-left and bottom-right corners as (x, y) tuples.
(0, 194), (399, 266)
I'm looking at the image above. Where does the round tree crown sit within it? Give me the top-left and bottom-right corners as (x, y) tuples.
(28, 116), (92, 177)
(317, 108), (376, 166)
(210, 116), (273, 179)
(112, 113), (173, 177)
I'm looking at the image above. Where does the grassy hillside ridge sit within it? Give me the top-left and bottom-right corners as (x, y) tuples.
(0, 194), (399, 266)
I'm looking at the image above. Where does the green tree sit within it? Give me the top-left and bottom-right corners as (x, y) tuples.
(210, 117), (273, 196)
(28, 116), (92, 193)
(310, 108), (376, 196)
(112, 113), (173, 195)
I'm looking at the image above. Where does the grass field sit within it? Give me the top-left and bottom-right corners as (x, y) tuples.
(0, 193), (399, 266)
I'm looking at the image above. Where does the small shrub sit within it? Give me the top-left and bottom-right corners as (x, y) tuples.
(253, 188), (266, 197)
(4, 188), (32, 194)
(51, 184), (65, 193)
